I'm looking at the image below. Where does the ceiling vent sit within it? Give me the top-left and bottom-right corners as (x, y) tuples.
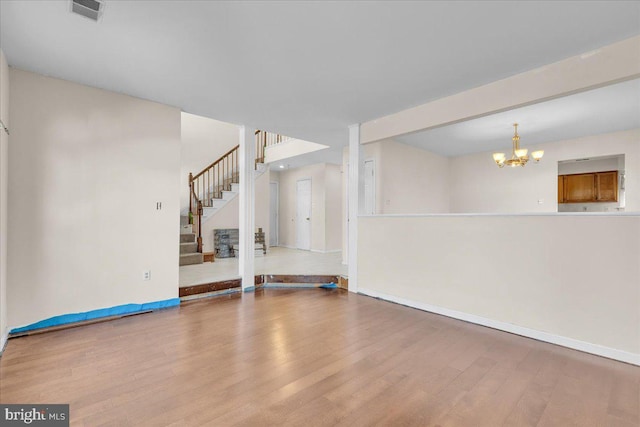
(71, 0), (104, 22)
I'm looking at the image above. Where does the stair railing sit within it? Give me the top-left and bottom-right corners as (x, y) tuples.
(189, 145), (239, 252)
(255, 130), (292, 165)
(188, 130), (289, 254)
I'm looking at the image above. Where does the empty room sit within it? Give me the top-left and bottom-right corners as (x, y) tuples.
(0, 1), (639, 426)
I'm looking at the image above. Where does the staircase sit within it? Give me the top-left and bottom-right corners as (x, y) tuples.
(179, 229), (202, 266)
(179, 130), (281, 267)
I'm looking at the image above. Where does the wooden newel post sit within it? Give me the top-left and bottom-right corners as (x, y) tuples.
(197, 200), (203, 253)
(188, 172), (194, 223)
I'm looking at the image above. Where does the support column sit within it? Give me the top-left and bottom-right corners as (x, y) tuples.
(347, 124), (360, 293)
(238, 126), (255, 291)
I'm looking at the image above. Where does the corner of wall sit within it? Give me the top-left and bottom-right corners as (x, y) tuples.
(0, 48), (9, 358)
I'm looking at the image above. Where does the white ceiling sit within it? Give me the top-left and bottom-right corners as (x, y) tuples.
(268, 145), (343, 171)
(396, 78), (640, 157)
(1, 1), (639, 148)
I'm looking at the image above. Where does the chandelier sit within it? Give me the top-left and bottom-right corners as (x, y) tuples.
(492, 123), (543, 168)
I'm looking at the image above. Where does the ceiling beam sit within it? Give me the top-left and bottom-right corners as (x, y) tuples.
(360, 35), (640, 144)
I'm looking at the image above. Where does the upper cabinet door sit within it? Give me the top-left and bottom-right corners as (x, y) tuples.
(558, 176), (565, 203)
(565, 173), (595, 203)
(596, 171), (618, 202)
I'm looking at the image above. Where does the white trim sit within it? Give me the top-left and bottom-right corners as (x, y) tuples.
(279, 245), (340, 254)
(238, 126), (256, 291)
(269, 181), (279, 247)
(295, 178), (312, 250)
(310, 249), (342, 254)
(278, 244), (297, 250)
(278, 244), (341, 254)
(358, 288), (640, 366)
(360, 212), (640, 218)
(0, 328), (8, 356)
(348, 124), (360, 293)
(343, 159), (349, 265)
(363, 157), (376, 215)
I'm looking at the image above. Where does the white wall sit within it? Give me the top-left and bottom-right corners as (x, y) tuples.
(358, 215), (640, 364)
(276, 163), (342, 252)
(341, 146), (349, 264)
(199, 169), (271, 253)
(361, 139), (450, 214)
(557, 156), (620, 175)
(265, 138), (328, 164)
(277, 164), (326, 251)
(450, 129), (640, 213)
(377, 139), (449, 214)
(8, 69), (181, 330)
(0, 50), (9, 350)
(325, 164), (342, 252)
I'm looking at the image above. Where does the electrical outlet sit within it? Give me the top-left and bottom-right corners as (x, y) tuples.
(143, 270), (151, 281)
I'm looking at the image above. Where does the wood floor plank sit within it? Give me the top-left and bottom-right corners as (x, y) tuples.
(1, 288), (639, 427)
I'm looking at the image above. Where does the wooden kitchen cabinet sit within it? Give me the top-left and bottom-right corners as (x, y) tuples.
(557, 176), (564, 203)
(595, 171), (618, 202)
(564, 173), (596, 203)
(558, 171), (618, 203)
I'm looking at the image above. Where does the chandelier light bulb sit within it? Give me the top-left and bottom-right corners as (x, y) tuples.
(493, 123), (543, 168)
(531, 150), (544, 162)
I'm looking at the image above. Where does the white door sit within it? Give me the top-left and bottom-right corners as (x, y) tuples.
(296, 179), (312, 250)
(364, 159), (375, 215)
(269, 182), (279, 246)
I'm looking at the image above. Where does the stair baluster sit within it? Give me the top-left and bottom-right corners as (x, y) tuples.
(186, 130), (289, 257)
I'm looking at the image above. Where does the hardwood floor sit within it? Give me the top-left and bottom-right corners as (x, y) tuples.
(1, 289), (638, 426)
(179, 247), (346, 287)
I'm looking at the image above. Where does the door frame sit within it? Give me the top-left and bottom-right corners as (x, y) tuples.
(269, 181), (279, 247)
(296, 178), (312, 250)
(363, 158), (376, 215)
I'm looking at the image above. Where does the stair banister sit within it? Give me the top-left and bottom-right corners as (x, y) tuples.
(186, 130), (288, 256)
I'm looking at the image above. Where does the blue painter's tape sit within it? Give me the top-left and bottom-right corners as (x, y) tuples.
(243, 286), (256, 292)
(10, 298), (180, 334)
(320, 282), (338, 289)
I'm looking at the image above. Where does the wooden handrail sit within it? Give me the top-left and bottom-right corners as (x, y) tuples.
(192, 145), (240, 181)
(187, 130), (289, 254)
(188, 144), (242, 253)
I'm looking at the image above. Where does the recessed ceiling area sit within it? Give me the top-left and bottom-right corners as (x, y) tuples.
(268, 146), (343, 171)
(1, 1), (639, 147)
(396, 78), (640, 157)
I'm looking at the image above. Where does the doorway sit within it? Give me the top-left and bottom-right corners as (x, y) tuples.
(296, 178), (312, 250)
(269, 182), (279, 246)
(364, 159), (376, 215)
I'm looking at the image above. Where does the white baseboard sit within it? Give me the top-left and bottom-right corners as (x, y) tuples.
(0, 327), (9, 356)
(310, 249), (341, 254)
(278, 245), (341, 254)
(358, 288), (640, 366)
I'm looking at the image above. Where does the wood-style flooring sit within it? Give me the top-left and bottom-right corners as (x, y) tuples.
(179, 247), (347, 287)
(1, 289), (638, 426)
